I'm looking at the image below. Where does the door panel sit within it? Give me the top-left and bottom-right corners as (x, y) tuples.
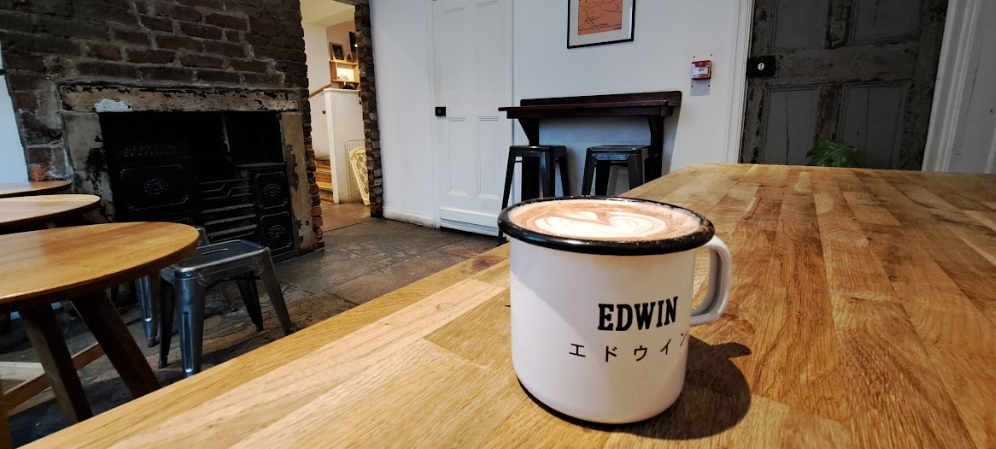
(773, 0), (829, 50)
(761, 88), (820, 165)
(839, 82), (907, 168)
(851, 0), (921, 43)
(433, 0), (511, 230)
(741, 0), (948, 170)
(477, 117), (504, 198)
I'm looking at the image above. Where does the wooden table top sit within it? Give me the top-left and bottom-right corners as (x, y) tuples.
(0, 222), (199, 306)
(0, 180), (71, 199)
(0, 194), (100, 230)
(25, 165), (996, 448)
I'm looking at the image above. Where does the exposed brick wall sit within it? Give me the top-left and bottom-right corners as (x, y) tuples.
(0, 0), (323, 246)
(354, 0), (383, 218)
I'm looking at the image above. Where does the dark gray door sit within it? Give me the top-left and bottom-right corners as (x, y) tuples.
(741, 0), (948, 169)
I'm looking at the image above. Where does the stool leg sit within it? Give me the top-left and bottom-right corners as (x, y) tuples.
(159, 279), (175, 368)
(135, 275), (159, 347)
(539, 151), (555, 197)
(581, 150), (595, 196)
(558, 154), (571, 196)
(20, 303), (92, 424)
(595, 160), (612, 196)
(627, 155), (645, 190)
(72, 293), (160, 396)
(521, 157), (541, 201)
(260, 253), (295, 335)
(499, 153), (517, 244)
(238, 275), (264, 332)
(175, 277), (206, 377)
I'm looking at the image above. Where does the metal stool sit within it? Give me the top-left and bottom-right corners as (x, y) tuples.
(158, 239), (295, 377)
(499, 145), (571, 243)
(135, 226), (210, 347)
(581, 145), (650, 196)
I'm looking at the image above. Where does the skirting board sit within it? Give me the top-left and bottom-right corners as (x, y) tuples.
(383, 206), (437, 228)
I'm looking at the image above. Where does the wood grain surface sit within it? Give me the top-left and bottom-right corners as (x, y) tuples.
(0, 195), (99, 231)
(23, 165), (996, 448)
(0, 223), (199, 306)
(0, 181), (71, 199)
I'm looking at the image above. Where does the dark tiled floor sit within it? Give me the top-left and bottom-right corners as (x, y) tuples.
(0, 203), (495, 446)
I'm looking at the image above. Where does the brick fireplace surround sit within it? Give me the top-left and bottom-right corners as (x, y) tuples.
(0, 0), (347, 254)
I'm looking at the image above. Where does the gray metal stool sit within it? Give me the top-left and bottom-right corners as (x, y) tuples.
(581, 145), (650, 195)
(158, 239), (294, 377)
(499, 145), (571, 243)
(135, 226), (211, 347)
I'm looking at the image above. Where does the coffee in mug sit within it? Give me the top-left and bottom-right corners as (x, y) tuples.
(498, 196), (732, 424)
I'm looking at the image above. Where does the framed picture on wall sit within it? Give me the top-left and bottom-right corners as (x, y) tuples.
(568, 0), (635, 49)
(329, 43), (345, 61)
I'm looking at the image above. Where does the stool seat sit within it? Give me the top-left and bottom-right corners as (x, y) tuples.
(500, 145), (571, 243)
(582, 145), (650, 196)
(157, 239), (294, 377)
(166, 240), (270, 278)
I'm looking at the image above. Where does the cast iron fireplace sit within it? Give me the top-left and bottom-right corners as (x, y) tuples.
(99, 111), (296, 259)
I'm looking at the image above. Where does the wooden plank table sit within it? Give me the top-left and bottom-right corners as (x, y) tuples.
(0, 181), (71, 199)
(24, 165), (996, 448)
(0, 194), (99, 232)
(0, 223), (199, 447)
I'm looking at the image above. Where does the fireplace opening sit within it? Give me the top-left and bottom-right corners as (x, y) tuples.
(99, 111), (296, 259)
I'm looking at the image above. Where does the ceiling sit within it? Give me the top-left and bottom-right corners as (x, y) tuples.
(300, 0), (354, 27)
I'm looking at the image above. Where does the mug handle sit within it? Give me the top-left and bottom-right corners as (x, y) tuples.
(690, 236), (733, 326)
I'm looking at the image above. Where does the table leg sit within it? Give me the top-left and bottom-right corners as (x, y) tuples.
(519, 119), (540, 146)
(0, 381), (10, 449)
(19, 304), (92, 424)
(647, 115), (665, 180)
(71, 293), (160, 397)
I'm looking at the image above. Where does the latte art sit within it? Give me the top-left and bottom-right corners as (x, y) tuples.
(508, 199), (704, 242)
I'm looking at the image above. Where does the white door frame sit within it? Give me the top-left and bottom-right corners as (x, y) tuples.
(426, 0), (514, 233)
(921, 0), (984, 172)
(724, 0), (755, 164)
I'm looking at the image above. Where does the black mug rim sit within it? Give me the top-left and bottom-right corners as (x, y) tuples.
(497, 196), (715, 256)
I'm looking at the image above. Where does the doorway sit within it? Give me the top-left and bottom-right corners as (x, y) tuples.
(301, 0), (371, 231)
(431, 0), (513, 234)
(740, 0), (948, 170)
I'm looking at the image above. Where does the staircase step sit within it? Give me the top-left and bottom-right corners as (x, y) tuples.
(316, 158), (332, 171)
(315, 171), (332, 184)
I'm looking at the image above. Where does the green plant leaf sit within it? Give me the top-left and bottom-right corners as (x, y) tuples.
(806, 140), (860, 168)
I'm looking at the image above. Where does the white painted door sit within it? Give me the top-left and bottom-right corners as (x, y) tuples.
(432, 0), (511, 232)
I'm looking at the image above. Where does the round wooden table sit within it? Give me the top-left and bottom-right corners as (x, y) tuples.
(0, 194), (100, 232)
(0, 222), (199, 424)
(0, 180), (71, 199)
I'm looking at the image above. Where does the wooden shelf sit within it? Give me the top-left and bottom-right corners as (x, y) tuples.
(330, 59), (358, 66)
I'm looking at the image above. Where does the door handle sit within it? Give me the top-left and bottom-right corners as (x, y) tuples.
(746, 56), (776, 78)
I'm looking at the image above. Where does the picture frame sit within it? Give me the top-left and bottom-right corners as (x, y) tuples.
(568, 0), (636, 49)
(329, 43), (345, 61)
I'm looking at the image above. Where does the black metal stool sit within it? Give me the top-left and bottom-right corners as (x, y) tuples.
(499, 145), (570, 242)
(581, 145), (650, 196)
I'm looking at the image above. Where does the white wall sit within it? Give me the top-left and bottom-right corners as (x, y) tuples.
(0, 44), (27, 183)
(944, 0), (996, 173)
(303, 23), (333, 93)
(514, 1), (742, 179)
(326, 21), (356, 61)
(371, 0), (747, 224)
(370, 0), (437, 224)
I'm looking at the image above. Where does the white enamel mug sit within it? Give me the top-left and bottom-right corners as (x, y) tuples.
(498, 197), (733, 424)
